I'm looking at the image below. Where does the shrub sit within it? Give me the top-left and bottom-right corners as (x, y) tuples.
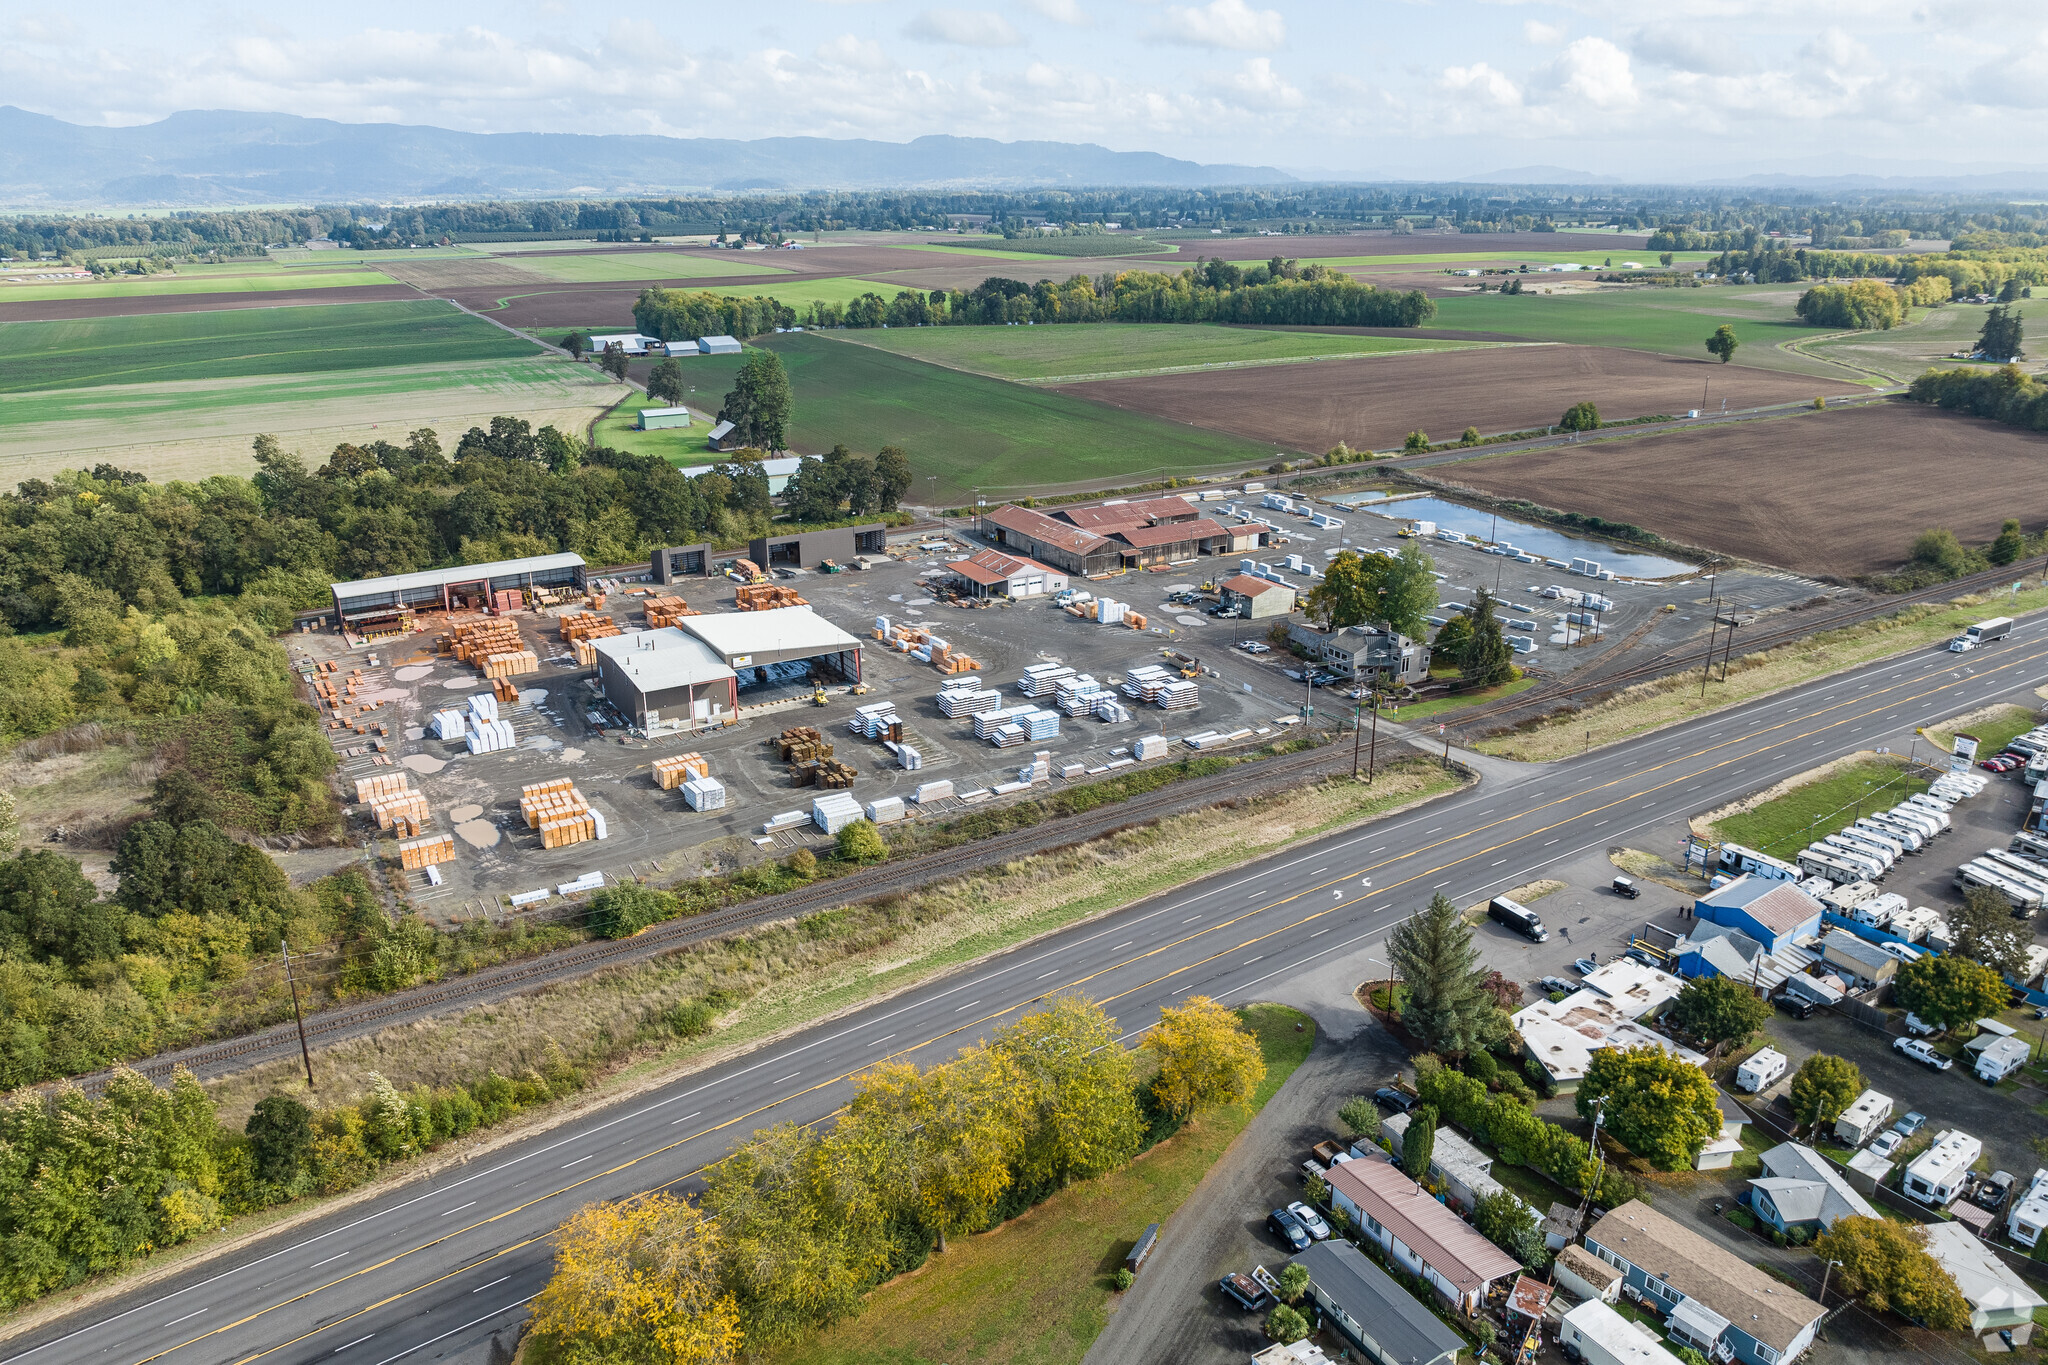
(835, 819), (888, 864)
(1337, 1094), (1378, 1136)
(1467, 1050), (1498, 1085)
(783, 847), (818, 880)
(1113, 1267), (1134, 1291)
(586, 882), (677, 939)
(1265, 1304), (1310, 1345)
(668, 1000), (717, 1039)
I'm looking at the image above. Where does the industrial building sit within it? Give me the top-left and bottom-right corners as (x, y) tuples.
(980, 505), (1124, 577)
(328, 553), (587, 632)
(1217, 573), (1295, 618)
(662, 335), (743, 356)
(948, 548), (1068, 600)
(586, 333), (661, 355)
(591, 628), (738, 733)
(1105, 517), (1242, 566)
(635, 406), (692, 430)
(749, 523), (888, 571)
(651, 543), (716, 582)
(678, 605), (864, 685)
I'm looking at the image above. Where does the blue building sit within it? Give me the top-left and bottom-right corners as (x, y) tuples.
(1692, 876), (1824, 957)
(1585, 1202), (1825, 1365)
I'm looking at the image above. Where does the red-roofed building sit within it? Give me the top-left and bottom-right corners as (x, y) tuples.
(948, 549), (1069, 600)
(1054, 496), (1205, 533)
(1218, 573), (1296, 618)
(1324, 1152), (1521, 1312)
(980, 505), (1123, 577)
(1107, 517), (1235, 566)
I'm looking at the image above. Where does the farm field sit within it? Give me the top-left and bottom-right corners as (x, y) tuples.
(759, 332), (1277, 499)
(0, 299), (542, 392)
(0, 356), (619, 483)
(510, 252), (793, 283)
(827, 322), (1491, 383)
(0, 267), (399, 302)
(1304, 249), (1713, 271)
(1800, 296), (2048, 383)
(1438, 402), (2048, 577)
(587, 363), (747, 465)
(1425, 286), (1878, 381)
(1049, 344), (1863, 455)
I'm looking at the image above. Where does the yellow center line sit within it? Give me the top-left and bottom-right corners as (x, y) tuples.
(127, 641), (2046, 1365)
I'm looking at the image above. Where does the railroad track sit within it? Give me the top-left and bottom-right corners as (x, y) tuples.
(100, 738), (1367, 1089)
(1449, 554), (2048, 733)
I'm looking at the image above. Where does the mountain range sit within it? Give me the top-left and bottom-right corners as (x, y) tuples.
(0, 107), (1294, 206)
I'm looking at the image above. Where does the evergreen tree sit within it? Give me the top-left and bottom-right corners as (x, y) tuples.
(1402, 1103), (1438, 1179)
(718, 351), (794, 451)
(1459, 589), (1514, 687)
(1388, 892), (1502, 1056)
(1978, 305), (2023, 361)
(646, 357), (686, 406)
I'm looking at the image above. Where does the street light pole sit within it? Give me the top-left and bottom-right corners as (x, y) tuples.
(1368, 692), (1381, 782)
(1818, 1258), (1844, 1308)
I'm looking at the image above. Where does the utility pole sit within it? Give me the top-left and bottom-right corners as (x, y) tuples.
(1367, 692), (1381, 782)
(1818, 1258), (1844, 1309)
(1718, 616), (1741, 681)
(282, 940), (315, 1091)
(1699, 567), (1721, 698)
(1352, 698), (1364, 779)
(1439, 722), (1451, 769)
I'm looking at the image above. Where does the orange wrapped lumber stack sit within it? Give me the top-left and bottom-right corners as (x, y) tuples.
(944, 653), (982, 673)
(652, 753), (709, 790)
(493, 676), (521, 704)
(355, 772), (411, 803)
(645, 596), (698, 628)
(735, 584), (808, 612)
(399, 833), (456, 869)
(368, 787), (429, 830)
(482, 650), (539, 679)
(559, 612), (620, 643)
(520, 778), (600, 848)
(452, 620), (523, 663)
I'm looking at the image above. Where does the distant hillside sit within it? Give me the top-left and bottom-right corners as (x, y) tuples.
(0, 107), (1294, 206)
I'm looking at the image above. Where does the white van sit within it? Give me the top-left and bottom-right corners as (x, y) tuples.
(1737, 1047), (1788, 1094)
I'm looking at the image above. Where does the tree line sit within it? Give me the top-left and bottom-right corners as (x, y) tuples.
(528, 996), (1265, 1363)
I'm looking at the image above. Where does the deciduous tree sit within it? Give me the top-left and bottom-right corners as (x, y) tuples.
(1893, 953), (2008, 1032)
(599, 343), (630, 381)
(1705, 324), (1739, 363)
(1989, 518), (2027, 567)
(1472, 1188), (1548, 1267)
(246, 1094), (313, 1188)
(1950, 884), (2031, 978)
(528, 1193), (743, 1365)
(1978, 304), (2024, 361)
(718, 351), (793, 451)
(645, 358), (685, 405)
(1558, 401), (1601, 432)
(1814, 1216), (1970, 1329)
(844, 1046), (1028, 1250)
(1143, 996), (1265, 1120)
(1577, 1044), (1721, 1171)
(1388, 892), (1503, 1057)
(1670, 976), (1772, 1046)
(1304, 546), (1437, 641)
(835, 819), (887, 864)
(1789, 1053), (1863, 1131)
(993, 995), (1141, 1190)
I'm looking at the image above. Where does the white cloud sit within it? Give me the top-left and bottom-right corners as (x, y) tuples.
(1626, 25), (1745, 75)
(815, 34), (893, 71)
(1018, 0), (1090, 24)
(1438, 61), (1522, 108)
(1523, 20), (1566, 44)
(903, 9), (1024, 46)
(1211, 57), (1302, 109)
(1551, 35), (1637, 107)
(1151, 0), (1285, 52)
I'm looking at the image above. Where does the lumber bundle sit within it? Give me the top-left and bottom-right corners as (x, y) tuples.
(519, 778), (607, 848)
(451, 620), (523, 663)
(369, 787), (430, 830)
(873, 616), (981, 673)
(482, 650), (539, 679)
(735, 584), (808, 612)
(652, 752), (710, 790)
(354, 772), (411, 803)
(398, 833), (456, 869)
(776, 727), (833, 762)
(789, 758), (858, 789)
(645, 596), (699, 628)
(492, 676), (521, 703)
(559, 612), (620, 643)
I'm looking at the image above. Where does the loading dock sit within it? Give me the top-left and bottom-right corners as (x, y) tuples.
(652, 543), (716, 583)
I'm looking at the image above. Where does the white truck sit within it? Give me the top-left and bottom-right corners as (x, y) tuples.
(1950, 616), (2014, 652)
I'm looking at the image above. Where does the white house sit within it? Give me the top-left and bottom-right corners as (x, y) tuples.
(1922, 1222), (2046, 1343)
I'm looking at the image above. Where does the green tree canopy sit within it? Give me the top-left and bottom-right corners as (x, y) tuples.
(1389, 892), (1504, 1056)
(1950, 884), (2031, 977)
(587, 883), (678, 940)
(1892, 953), (2009, 1032)
(1304, 546), (1437, 641)
(835, 819), (887, 864)
(1789, 1053), (1863, 1131)
(1670, 976), (1772, 1046)
(645, 357), (685, 405)
(1458, 589), (1514, 687)
(1577, 1044), (1722, 1171)
(718, 351), (794, 452)
(1705, 324), (1739, 363)
(1558, 401), (1601, 432)
(1402, 1103), (1438, 1178)
(1814, 1216), (1970, 1329)
(246, 1093), (314, 1188)
(1988, 518), (2027, 567)
(1978, 304), (2024, 361)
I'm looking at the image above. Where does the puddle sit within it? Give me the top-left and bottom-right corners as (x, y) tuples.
(519, 688), (548, 705)
(455, 820), (500, 849)
(522, 735), (561, 751)
(1176, 615), (1203, 627)
(561, 747), (585, 761)
(404, 727), (425, 741)
(394, 666), (434, 681)
(358, 687), (410, 705)
(443, 677), (483, 690)
(400, 754), (447, 774)
(448, 804), (484, 822)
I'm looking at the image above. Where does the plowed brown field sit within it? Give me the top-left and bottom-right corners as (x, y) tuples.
(0, 284), (419, 322)
(1439, 403), (2048, 577)
(1049, 345), (1862, 453)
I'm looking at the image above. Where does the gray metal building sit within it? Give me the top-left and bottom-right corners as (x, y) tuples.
(591, 629), (738, 732)
(651, 543), (717, 582)
(328, 553), (586, 631)
(748, 523), (888, 570)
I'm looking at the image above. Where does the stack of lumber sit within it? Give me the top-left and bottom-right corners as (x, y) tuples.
(356, 773), (431, 830)
(560, 612), (620, 643)
(653, 753), (710, 790)
(520, 778), (606, 848)
(776, 727), (832, 762)
(732, 559), (765, 582)
(735, 584), (809, 611)
(399, 832), (456, 869)
(492, 676), (521, 703)
(645, 597), (699, 627)
(492, 589), (523, 612)
(789, 758), (858, 789)
(355, 773), (409, 803)
(482, 649), (539, 679)
(452, 620), (523, 664)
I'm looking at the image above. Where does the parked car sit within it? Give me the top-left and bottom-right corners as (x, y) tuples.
(1610, 875), (1640, 899)
(1237, 641), (1271, 654)
(1374, 1086), (1417, 1114)
(1773, 992), (1816, 1020)
(1977, 1170), (2018, 1211)
(1571, 956), (1599, 976)
(1267, 1208), (1312, 1252)
(1868, 1130), (1905, 1159)
(1894, 1110), (1928, 1138)
(1894, 1037), (1953, 1071)
(1287, 1201), (1332, 1240)
(1220, 1271), (1270, 1311)
(1535, 975), (1578, 996)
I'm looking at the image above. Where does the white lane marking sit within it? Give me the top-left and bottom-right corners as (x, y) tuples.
(367, 1300), (531, 1365)
(1312, 868), (1327, 874)
(1242, 957), (1263, 966)
(1182, 915), (1202, 924)
(667, 1110), (703, 1126)
(310, 1253), (350, 1268)
(334, 1335), (375, 1353)
(772, 1072), (802, 1084)
(953, 1001), (980, 1013)
(561, 1155), (595, 1168)
(1310, 928), (1331, 938)
(440, 1202), (476, 1216)
(1112, 942), (1133, 951)
(470, 1276), (510, 1294)
(164, 1311), (206, 1327)
(1036, 970), (1061, 980)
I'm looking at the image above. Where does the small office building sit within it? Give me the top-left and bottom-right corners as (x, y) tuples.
(1217, 573), (1295, 619)
(949, 549), (1068, 600)
(591, 628), (738, 732)
(1287, 622), (1430, 686)
(1288, 1240), (1465, 1365)
(328, 553), (587, 632)
(748, 523), (888, 571)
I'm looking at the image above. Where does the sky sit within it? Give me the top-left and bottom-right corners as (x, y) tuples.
(7, 0), (2048, 181)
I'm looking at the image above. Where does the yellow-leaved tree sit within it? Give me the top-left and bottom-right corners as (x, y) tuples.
(842, 1044), (1029, 1250)
(1144, 996), (1265, 1120)
(528, 1192), (742, 1365)
(993, 994), (1142, 1192)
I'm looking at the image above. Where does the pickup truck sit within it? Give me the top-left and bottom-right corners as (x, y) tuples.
(1220, 1271), (1269, 1310)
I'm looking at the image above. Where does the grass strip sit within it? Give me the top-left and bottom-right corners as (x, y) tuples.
(1702, 756), (1931, 860)
(1476, 583), (2048, 762)
(1922, 702), (2042, 759)
(762, 1004), (1315, 1365)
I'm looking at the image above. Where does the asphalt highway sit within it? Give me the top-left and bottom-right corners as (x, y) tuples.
(10, 617), (2048, 1365)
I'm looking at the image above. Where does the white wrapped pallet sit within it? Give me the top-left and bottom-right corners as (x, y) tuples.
(974, 705), (1034, 739)
(592, 809), (608, 840)
(899, 744), (923, 771)
(1094, 698), (1131, 723)
(813, 791), (864, 834)
(865, 796), (906, 825)
(683, 776), (726, 811)
(990, 723), (1028, 748)
(430, 710), (466, 740)
(468, 693), (498, 723)
(1135, 734), (1170, 760)
(912, 780), (954, 803)
(764, 810), (807, 832)
(1097, 598), (1125, 625)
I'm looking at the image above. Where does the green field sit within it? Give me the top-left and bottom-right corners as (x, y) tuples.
(513, 252), (792, 284)
(1304, 249), (1715, 271)
(587, 377), (745, 465)
(827, 322), (1489, 383)
(0, 268), (398, 302)
(761, 333), (1279, 498)
(1707, 757), (1932, 859)
(0, 300), (544, 393)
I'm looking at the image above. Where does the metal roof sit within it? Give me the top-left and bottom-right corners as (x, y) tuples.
(592, 629), (736, 694)
(1220, 573), (1288, 597)
(1586, 1201), (1824, 1351)
(1325, 1154), (1520, 1292)
(982, 504), (1113, 556)
(330, 553), (585, 601)
(1291, 1240), (1464, 1365)
(680, 606), (861, 662)
(1109, 517), (1228, 549)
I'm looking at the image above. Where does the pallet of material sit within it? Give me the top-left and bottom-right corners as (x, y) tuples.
(938, 687), (1002, 718)
(776, 727), (831, 761)
(653, 753), (710, 789)
(354, 772), (413, 803)
(451, 620), (523, 662)
(735, 584), (810, 611)
(645, 597), (698, 628)
(481, 650), (539, 679)
(466, 718), (516, 753)
(1156, 680), (1200, 710)
(1017, 665), (1075, 696)
(865, 796), (905, 824)
(763, 810), (808, 833)
(540, 813), (598, 849)
(399, 833), (456, 869)
(811, 791), (863, 833)
(559, 612), (621, 643)
(973, 706), (1035, 740)
(493, 676), (521, 704)
(369, 790), (429, 829)
(682, 776), (726, 811)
